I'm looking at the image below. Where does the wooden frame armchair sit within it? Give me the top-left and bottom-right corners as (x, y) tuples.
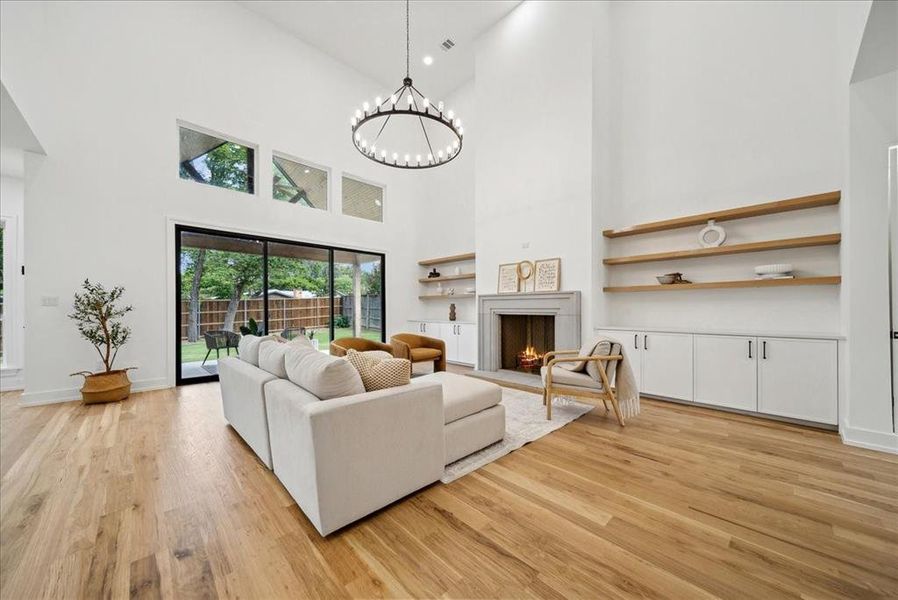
(329, 337), (393, 357)
(389, 333), (446, 372)
(542, 350), (625, 425)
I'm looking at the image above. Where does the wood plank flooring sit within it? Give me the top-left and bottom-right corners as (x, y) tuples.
(1, 383), (896, 599)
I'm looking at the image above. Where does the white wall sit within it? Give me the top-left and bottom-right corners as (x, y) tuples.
(843, 68), (898, 451)
(600, 0), (867, 334)
(474, 0), (598, 343)
(0, 1), (429, 403)
(413, 80), (478, 324)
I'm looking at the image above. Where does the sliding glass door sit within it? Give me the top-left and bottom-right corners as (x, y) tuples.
(176, 225), (385, 384)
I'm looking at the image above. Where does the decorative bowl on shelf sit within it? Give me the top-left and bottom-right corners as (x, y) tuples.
(656, 272), (688, 285)
(754, 263), (793, 275)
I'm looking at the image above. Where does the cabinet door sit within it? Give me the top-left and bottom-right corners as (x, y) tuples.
(641, 332), (693, 401)
(694, 335), (757, 411)
(438, 323), (459, 362)
(758, 338), (837, 424)
(596, 329), (643, 387)
(455, 323), (477, 366)
(407, 320), (422, 334)
(420, 321), (436, 335)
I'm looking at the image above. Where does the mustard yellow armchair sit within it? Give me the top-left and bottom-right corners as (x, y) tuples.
(329, 337), (393, 357)
(390, 333), (446, 372)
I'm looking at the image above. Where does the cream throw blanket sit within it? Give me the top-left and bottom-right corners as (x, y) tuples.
(556, 337), (640, 419)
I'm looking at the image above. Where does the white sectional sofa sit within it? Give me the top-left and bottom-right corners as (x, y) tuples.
(218, 335), (505, 536)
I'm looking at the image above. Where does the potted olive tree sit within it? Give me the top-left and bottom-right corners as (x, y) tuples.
(69, 279), (135, 403)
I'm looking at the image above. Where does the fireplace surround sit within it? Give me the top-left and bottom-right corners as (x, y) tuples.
(477, 291), (581, 372)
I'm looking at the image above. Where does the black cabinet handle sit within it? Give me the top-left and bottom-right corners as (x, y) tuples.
(748, 340), (752, 358)
(634, 334), (639, 350)
(644, 335), (648, 351)
(762, 340), (767, 360)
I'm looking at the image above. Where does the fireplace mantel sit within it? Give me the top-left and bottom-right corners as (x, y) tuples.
(477, 291), (581, 371)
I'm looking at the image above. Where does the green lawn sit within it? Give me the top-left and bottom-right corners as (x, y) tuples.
(180, 328), (382, 363)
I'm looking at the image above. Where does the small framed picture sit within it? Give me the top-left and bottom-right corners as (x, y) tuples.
(534, 258), (561, 292)
(497, 263), (519, 294)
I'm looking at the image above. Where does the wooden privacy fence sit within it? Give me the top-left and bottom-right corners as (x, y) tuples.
(180, 297), (340, 340)
(341, 294), (382, 331)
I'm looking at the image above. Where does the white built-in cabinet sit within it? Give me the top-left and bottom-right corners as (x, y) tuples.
(406, 321), (477, 366)
(641, 333), (694, 401)
(596, 327), (838, 425)
(694, 335), (758, 411)
(757, 337), (837, 424)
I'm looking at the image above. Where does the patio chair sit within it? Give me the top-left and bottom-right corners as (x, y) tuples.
(203, 330), (240, 365)
(280, 327), (308, 341)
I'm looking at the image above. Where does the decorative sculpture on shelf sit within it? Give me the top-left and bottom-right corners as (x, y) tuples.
(449, 303), (457, 321)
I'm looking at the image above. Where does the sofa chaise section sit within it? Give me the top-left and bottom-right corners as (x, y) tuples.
(265, 378), (445, 536)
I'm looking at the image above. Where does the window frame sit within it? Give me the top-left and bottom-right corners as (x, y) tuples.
(176, 120), (258, 196)
(340, 172), (386, 224)
(271, 151), (332, 212)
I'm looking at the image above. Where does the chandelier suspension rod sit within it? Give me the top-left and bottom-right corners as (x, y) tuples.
(405, 0), (410, 79)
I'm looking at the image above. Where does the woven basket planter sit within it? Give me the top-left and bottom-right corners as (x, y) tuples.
(72, 369), (133, 404)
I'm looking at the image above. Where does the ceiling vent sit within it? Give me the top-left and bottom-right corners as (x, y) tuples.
(440, 38), (456, 52)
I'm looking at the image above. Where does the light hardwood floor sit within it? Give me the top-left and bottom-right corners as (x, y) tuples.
(1, 382), (896, 599)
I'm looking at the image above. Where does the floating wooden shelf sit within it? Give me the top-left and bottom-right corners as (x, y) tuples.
(603, 234), (841, 266)
(418, 273), (476, 283)
(603, 276), (841, 293)
(418, 293), (476, 300)
(418, 252), (476, 266)
(602, 191), (840, 238)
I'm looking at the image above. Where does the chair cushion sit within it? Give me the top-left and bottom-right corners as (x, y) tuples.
(284, 347), (365, 400)
(237, 334), (279, 366)
(541, 365), (603, 390)
(345, 349), (411, 392)
(410, 348), (442, 362)
(416, 372), (502, 424)
(258, 341), (289, 378)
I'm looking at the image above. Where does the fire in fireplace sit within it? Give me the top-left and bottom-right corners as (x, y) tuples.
(500, 315), (555, 373)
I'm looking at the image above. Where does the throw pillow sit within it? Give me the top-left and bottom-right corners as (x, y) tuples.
(586, 341), (621, 385)
(345, 349), (411, 392)
(284, 346), (365, 400)
(287, 334), (315, 351)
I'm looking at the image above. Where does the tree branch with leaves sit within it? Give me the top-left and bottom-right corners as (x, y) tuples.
(68, 279), (133, 373)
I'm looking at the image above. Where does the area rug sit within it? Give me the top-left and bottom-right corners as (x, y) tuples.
(441, 388), (594, 484)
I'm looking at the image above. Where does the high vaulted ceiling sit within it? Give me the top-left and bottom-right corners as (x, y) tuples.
(239, 1), (520, 100)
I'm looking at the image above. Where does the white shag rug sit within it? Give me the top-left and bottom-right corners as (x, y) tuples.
(441, 387), (594, 484)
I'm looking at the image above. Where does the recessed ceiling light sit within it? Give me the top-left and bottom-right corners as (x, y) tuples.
(422, 55), (433, 66)
(304, 169), (310, 174)
(375, 199), (382, 207)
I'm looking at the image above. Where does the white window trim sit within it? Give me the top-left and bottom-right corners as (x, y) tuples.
(176, 119), (259, 197)
(271, 150), (332, 213)
(340, 171), (386, 224)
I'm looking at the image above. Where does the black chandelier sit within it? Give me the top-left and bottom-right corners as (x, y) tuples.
(350, 0), (463, 169)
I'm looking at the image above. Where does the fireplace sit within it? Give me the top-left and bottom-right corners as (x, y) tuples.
(477, 291), (580, 374)
(500, 315), (555, 372)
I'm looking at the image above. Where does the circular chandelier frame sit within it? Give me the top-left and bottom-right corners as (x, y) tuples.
(349, 1), (464, 170)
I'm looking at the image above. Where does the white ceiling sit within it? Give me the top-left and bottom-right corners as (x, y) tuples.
(239, 1), (520, 100)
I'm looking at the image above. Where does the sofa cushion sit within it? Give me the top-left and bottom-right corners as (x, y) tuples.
(238, 334), (278, 366)
(284, 347), (365, 400)
(416, 371), (502, 424)
(410, 347), (441, 362)
(287, 335), (315, 351)
(345, 349), (411, 392)
(258, 341), (290, 378)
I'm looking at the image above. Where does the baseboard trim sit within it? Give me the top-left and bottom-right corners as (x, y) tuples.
(1, 367), (25, 391)
(840, 426), (898, 454)
(18, 377), (171, 407)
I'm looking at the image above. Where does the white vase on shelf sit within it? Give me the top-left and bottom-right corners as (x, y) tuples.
(698, 219), (726, 248)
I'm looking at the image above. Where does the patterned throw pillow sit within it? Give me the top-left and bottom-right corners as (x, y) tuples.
(345, 349), (411, 392)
